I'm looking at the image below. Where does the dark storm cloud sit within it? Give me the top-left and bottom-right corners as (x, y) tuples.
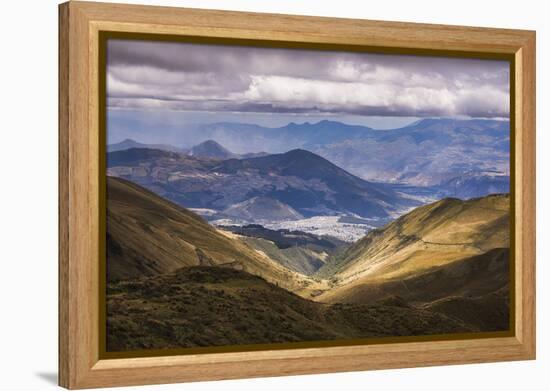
(106, 40), (510, 118)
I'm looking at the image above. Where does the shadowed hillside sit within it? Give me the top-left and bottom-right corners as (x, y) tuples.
(324, 248), (509, 304)
(106, 147), (417, 220)
(107, 266), (474, 351)
(320, 248), (510, 332)
(237, 236), (326, 276)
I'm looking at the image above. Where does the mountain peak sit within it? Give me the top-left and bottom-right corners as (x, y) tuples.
(107, 139), (186, 153)
(316, 119), (345, 126)
(197, 139), (223, 147)
(282, 148), (326, 161)
(189, 140), (236, 159)
(285, 148), (313, 155)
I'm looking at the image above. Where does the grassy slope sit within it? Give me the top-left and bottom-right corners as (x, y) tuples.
(107, 266), (473, 351)
(323, 248), (509, 303)
(319, 248), (510, 331)
(107, 176), (322, 295)
(316, 194), (509, 286)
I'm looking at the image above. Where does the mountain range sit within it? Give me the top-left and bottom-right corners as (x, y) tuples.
(108, 118), (510, 197)
(310, 118), (509, 186)
(104, 118), (511, 351)
(437, 172), (510, 199)
(188, 139), (269, 160)
(107, 147), (418, 222)
(110, 138), (269, 160)
(107, 138), (187, 153)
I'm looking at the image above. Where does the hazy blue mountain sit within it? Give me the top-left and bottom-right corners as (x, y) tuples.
(311, 118), (509, 186)
(107, 138), (187, 153)
(109, 138), (270, 161)
(109, 119), (509, 189)
(185, 119), (509, 187)
(240, 151), (270, 159)
(194, 120), (375, 154)
(106, 147), (418, 220)
(212, 149), (416, 218)
(188, 140), (238, 159)
(187, 140), (269, 160)
(437, 173), (510, 199)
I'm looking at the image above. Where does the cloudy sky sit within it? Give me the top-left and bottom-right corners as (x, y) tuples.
(106, 39), (509, 142)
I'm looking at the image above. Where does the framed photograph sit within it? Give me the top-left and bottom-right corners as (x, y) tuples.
(59, 1), (536, 389)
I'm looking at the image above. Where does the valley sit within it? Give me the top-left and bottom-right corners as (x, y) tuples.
(106, 174), (511, 352)
(102, 31), (514, 357)
(106, 176), (326, 296)
(106, 143), (418, 242)
(105, 118), (511, 352)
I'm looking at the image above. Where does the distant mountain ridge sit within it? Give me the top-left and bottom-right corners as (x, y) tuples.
(197, 119), (375, 152)
(192, 119), (510, 189)
(437, 172), (510, 199)
(107, 147), (418, 221)
(311, 118), (509, 187)
(107, 138), (187, 153)
(108, 118), (509, 191)
(109, 138), (268, 160)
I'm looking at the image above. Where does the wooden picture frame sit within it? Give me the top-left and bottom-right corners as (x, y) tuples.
(59, 1), (536, 389)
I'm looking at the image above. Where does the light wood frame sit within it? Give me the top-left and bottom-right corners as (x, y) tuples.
(59, 1), (536, 389)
